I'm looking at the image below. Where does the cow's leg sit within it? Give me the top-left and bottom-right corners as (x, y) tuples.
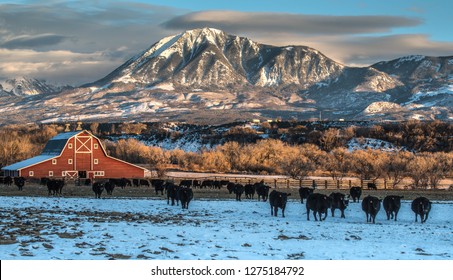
(306, 210), (310, 221)
(423, 212), (429, 223)
(340, 209), (345, 219)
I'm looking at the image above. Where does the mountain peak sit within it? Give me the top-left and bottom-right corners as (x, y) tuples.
(91, 28), (347, 89)
(0, 76), (69, 96)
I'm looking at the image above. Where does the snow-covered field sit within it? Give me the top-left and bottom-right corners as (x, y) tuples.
(0, 196), (451, 260)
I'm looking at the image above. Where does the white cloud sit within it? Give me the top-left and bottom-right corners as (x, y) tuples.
(0, 48), (123, 85)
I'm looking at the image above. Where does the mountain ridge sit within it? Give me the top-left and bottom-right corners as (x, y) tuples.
(0, 27), (451, 124)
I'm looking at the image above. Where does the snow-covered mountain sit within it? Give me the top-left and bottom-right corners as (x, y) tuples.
(88, 28), (348, 90)
(0, 28), (451, 124)
(87, 27), (401, 94)
(0, 77), (68, 96)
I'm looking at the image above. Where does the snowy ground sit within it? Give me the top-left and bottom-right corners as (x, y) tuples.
(0, 196), (451, 260)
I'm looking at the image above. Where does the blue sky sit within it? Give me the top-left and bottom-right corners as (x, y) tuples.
(0, 0), (451, 85)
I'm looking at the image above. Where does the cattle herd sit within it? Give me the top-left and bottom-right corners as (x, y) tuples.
(0, 176), (434, 223)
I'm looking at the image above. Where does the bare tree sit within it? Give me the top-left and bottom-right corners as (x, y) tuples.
(383, 151), (411, 188)
(323, 147), (351, 183)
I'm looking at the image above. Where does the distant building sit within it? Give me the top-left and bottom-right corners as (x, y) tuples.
(2, 130), (150, 179)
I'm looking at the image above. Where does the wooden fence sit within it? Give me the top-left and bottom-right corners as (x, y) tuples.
(162, 175), (453, 190)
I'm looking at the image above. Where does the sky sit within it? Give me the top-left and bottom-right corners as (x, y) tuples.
(0, 0), (452, 86)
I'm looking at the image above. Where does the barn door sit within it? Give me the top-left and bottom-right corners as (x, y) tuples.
(75, 135), (93, 171)
(75, 136), (92, 153)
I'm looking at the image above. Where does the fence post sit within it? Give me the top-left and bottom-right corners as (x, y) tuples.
(287, 179), (290, 189)
(360, 179), (363, 189)
(384, 178), (387, 190)
(274, 179), (277, 189)
(324, 180), (328, 189)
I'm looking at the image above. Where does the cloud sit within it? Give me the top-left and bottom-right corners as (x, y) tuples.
(0, 1), (187, 85)
(0, 33), (68, 49)
(0, 48), (124, 85)
(162, 10), (422, 35)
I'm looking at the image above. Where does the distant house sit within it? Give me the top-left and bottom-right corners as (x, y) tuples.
(2, 130), (150, 179)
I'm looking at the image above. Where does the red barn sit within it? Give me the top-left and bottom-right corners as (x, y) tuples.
(2, 130), (150, 179)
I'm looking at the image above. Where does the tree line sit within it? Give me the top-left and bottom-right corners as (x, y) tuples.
(104, 138), (453, 189)
(0, 122), (452, 189)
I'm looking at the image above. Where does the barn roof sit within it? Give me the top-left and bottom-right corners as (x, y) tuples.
(42, 131), (80, 155)
(2, 131), (82, 171)
(2, 155), (56, 171)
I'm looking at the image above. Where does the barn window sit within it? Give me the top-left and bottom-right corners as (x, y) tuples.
(68, 143), (73, 149)
(94, 144), (98, 149)
(94, 171), (104, 176)
(29, 171), (34, 177)
(94, 159), (99, 165)
(52, 159), (57, 165)
(68, 159), (73, 164)
(49, 171), (54, 177)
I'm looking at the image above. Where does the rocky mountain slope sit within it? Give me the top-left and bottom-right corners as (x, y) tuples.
(0, 77), (69, 97)
(0, 28), (451, 124)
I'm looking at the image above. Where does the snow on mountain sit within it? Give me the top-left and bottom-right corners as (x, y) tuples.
(88, 27), (348, 90)
(0, 28), (451, 124)
(363, 101), (403, 114)
(0, 77), (67, 96)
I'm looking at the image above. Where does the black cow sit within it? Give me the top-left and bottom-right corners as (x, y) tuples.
(178, 187), (193, 209)
(244, 184), (255, 199)
(298, 187), (314, 204)
(269, 190), (291, 217)
(383, 195), (403, 221)
(367, 182), (377, 190)
(233, 184), (244, 201)
(329, 192), (349, 218)
(349, 186), (362, 203)
(109, 178), (129, 189)
(306, 193), (331, 221)
(14, 177), (25, 191)
(151, 179), (165, 195)
(3, 176), (13, 186)
(92, 181), (105, 198)
(104, 181), (115, 195)
(201, 180), (213, 189)
(411, 197), (432, 223)
(227, 182), (236, 194)
(47, 179), (65, 196)
(179, 179), (193, 188)
(255, 182), (270, 202)
(192, 180), (201, 188)
(140, 179), (150, 187)
(362, 195), (381, 223)
(165, 182), (179, 206)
